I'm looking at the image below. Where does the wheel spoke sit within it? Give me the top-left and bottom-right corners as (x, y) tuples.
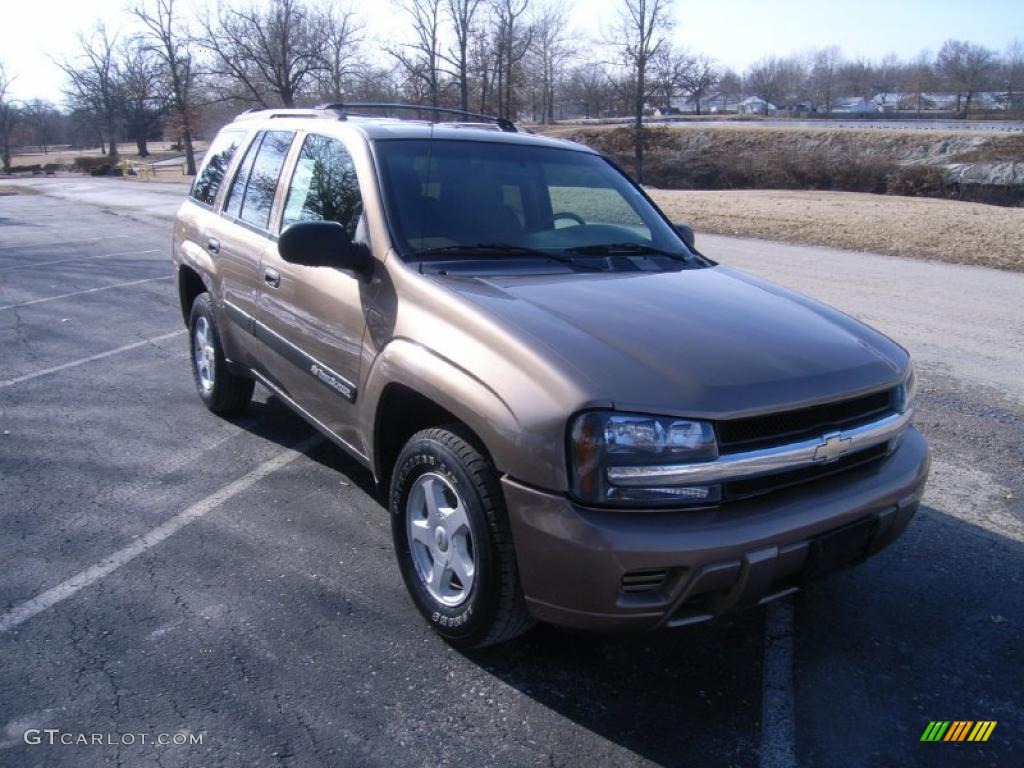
(409, 518), (433, 548)
(422, 476), (443, 522)
(444, 501), (470, 536)
(430, 556), (449, 592)
(450, 551), (474, 591)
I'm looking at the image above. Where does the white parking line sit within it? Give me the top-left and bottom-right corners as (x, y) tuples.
(0, 435), (322, 634)
(0, 275), (172, 310)
(760, 600), (798, 768)
(0, 330), (186, 387)
(0, 248), (160, 272)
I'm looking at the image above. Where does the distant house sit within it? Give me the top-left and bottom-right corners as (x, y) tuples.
(871, 93), (903, 113)
(832, 97), (876, 114)
(707, 94), (743, 114)
(737, 96), (777, 115)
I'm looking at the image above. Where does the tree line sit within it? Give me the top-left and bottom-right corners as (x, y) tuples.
(1, 0), (1022, 181)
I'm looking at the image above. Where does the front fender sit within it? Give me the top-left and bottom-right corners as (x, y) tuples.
(360, 338), (570, 492)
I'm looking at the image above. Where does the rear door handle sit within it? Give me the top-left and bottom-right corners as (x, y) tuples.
(206, 238), (220, 254)
(264, 267), (281, 288)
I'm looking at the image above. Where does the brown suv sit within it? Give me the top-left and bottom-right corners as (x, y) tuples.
(173, 104), (930, 647)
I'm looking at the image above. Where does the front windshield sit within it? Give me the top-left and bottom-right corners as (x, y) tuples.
(375, 139), (694, 264)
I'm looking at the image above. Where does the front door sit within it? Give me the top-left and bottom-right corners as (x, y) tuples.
(255, 132), (370, 454)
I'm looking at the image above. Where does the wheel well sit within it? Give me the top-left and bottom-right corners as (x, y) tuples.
(177, 265), (206, 325)
(374, 384), (486, 491)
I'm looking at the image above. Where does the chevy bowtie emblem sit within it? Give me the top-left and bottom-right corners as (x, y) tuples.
(813, 432), (852, 463)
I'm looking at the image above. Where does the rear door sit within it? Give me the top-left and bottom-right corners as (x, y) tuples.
(215, 130), (296, 368)
(178, 127), (249, 353)
(254, 131), (369, 453)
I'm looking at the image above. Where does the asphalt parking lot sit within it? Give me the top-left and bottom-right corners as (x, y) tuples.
(1, 182), (1022, 767)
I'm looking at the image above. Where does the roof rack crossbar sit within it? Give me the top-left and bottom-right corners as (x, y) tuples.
(316, 102), (517, 133)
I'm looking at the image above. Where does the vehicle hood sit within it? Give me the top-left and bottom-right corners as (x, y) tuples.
(434, 265), (908, 418)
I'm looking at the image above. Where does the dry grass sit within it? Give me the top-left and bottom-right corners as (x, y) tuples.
(0, 184), (40, 195)
(10, 141), (208, 169)
(649, 189), (1024, 272)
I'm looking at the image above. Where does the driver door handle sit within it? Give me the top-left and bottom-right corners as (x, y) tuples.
(264, 267), (281, 288)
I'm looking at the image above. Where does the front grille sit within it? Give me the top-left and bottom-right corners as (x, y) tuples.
(723, 443), (889, 501)
(620, 570), (669, 594)
(716, 388), (894, 453)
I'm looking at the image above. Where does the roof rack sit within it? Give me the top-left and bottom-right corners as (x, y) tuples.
(317, 102), (517, 133)
(236, 107), (336, 121)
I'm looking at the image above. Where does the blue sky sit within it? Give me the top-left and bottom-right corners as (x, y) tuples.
(3, 0), (1022, 102)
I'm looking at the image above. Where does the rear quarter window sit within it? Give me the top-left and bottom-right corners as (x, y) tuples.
(190, 129), (247, 206)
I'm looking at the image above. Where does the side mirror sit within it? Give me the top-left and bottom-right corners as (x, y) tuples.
(673, 222), (696, 250)
(278, 221), (370, 272)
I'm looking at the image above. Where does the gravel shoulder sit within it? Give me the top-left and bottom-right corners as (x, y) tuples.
(651, 189), (1024, 271)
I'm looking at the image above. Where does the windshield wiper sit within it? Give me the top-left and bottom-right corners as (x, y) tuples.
(413, 243), (603, 270)
(567, 242), (690, 261)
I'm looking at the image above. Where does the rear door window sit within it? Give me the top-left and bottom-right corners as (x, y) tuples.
(222, 132), (261, 219)
(239, 131), (294, 230)
(221, 130), (294, 231)
(190, 129), (247, 206)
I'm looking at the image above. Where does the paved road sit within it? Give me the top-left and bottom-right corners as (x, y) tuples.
(0, 179), (1021, 767)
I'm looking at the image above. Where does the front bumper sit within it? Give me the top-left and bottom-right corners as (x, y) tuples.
(503, 427), (930, 632)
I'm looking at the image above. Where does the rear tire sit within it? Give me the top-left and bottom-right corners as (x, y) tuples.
(189, 293), (254, 414)
(390, 426), (534, 648)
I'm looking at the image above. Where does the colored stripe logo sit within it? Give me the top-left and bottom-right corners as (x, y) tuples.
(921, 721), (997, 742)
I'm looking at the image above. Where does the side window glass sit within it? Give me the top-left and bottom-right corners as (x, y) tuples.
(223, 132), (262, 219)
(282, 134), (364, 238)
(190, 129), (246, 205)
(239, 131), (294, 230)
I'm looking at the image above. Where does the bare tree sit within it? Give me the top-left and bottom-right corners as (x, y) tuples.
(316, 1), (364, 101)
(714, 68), (742, 112)
(809, 46), (840, 112)
(872, 53), (901, 108)
(838, 58), (872, 99)
(903, 51), (936, 116)
(0, 61), (19, 172)
(58, 25), (121, 158)
(1003, 39), (1024, 114)
(529, 1), (573, 123)
(562, 61), (612, 118)
(200, 0), (326, 108)
(681, 54), (719, 115)
(747, 57), (785, 114)
(469, 22), (495, 113)
(389, 0), (445, 108)
(22, 100), (61, 154)
(443, 0), (485, 111)
(493, 0), (533, 120)
(937, 39), (997, 114)
(133, 0), (200, 174)
(117, 39), (166, 157)
(612, 0), (673, 182)
(649, 46), (691, 112)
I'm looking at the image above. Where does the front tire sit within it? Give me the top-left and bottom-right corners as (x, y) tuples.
(189, 293), (254, 414)
(390, 426), (533, 648)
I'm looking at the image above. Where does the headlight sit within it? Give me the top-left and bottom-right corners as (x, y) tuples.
(893, 363), (918, 414)
(569, 411), (720, 507)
